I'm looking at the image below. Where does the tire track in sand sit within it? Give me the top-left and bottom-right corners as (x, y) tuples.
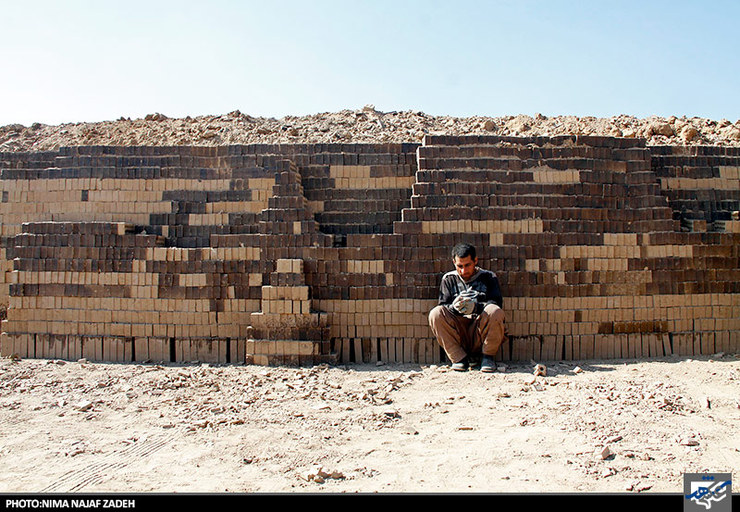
(39, 431), (176, 492)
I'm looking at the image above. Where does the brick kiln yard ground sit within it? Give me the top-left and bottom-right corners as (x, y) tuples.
(1, 354), (739, 494)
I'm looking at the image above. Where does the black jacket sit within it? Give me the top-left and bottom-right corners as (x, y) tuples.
(437, 268), (503, 316)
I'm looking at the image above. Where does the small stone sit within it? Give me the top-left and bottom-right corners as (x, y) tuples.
(634, 482), (652, 492)
(721, 125), (740, 140)
(304, 465), (344, 483)
(573, 366), (583, 374)
(145, 112), (168, 122)
(681, 126), (699, 142)
(622, 128), (637, 138)
(648, 121), (673, 137)
(74, 400), (93, 412)
(601, 467), (616, 478)
(600, 446), (615, 460)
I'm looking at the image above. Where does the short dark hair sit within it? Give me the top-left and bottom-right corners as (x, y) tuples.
(451, 243), (476, 260)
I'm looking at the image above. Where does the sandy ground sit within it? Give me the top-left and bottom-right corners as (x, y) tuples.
(0, 353), (738, 495)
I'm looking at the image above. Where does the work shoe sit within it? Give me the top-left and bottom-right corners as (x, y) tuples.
(480, 355), (497, 373)
(451, 357), (469, 371)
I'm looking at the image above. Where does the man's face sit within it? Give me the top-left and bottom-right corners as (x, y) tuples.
(453, 255), (477, 281)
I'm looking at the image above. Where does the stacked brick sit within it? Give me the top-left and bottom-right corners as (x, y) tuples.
(248, 143), (418, 240)
(392, 135), (739, 360)
(0, 146), (275, 243)
(1, 220), (262, 363)
(247, 159), (335, 364)
(0, 137), (738, 365)
(248, 258), (332, 365)
(246, 146), (427, 364)
(651, 145), (740, 233)
(0, 146), (277, 363)
(312, 234), (446, 365)
(0, 146), (276, 309)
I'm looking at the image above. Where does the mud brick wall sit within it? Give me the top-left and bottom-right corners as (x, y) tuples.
(0, 137), (738, 365)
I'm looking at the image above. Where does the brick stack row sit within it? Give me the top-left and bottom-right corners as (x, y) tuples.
(650, 145), (740, 232)
(382, 135), (739, 361)
(233, 143), (418, 238)
(0, 146), (277, 309)
(1, 220), (262, 363)
(0, 138), (738, 365)
(247, 159), (335, 364)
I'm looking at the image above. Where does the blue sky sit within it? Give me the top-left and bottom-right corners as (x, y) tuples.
(2, 0), (738, 126)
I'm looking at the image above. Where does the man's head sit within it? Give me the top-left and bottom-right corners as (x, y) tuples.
(451, 243), (478, 281)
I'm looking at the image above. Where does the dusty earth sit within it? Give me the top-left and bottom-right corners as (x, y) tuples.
(2, 107), (740, 152)
(0, 353), (738, 495)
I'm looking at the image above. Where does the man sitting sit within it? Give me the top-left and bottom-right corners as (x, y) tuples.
(428, 243), (506, 372)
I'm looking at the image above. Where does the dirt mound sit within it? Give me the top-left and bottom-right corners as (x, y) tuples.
(2, 107), (740, 152)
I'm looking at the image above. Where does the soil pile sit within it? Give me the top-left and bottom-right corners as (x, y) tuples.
(2, 107), (740, 152)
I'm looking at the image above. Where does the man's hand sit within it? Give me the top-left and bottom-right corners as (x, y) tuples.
(452, 290), (477, 315)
